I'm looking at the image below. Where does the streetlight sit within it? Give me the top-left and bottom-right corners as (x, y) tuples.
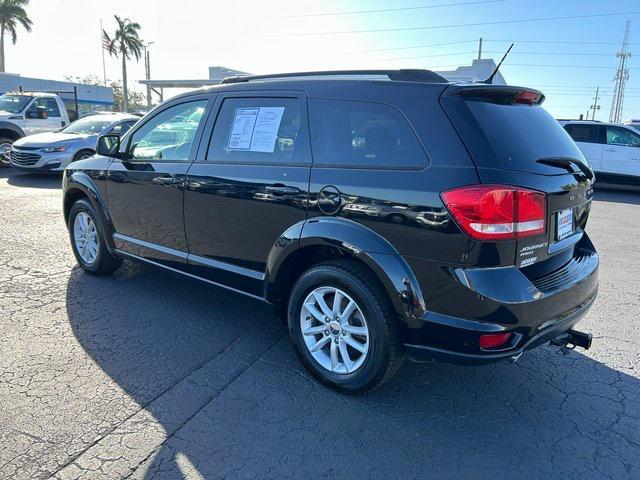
(143, 42), (155, 110)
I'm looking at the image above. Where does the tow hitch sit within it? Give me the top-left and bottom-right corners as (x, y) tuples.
(550, 329), (593, 351)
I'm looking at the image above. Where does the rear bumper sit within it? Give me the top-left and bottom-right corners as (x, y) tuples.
(401, 234), (599, 365)
(404, 290), (596, 364)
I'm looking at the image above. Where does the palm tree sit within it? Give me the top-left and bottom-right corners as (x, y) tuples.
(0, 0), (33, 73)
(103, 15), (143, 112)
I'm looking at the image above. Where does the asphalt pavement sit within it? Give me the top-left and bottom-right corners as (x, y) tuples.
(0, 168), (638, 480)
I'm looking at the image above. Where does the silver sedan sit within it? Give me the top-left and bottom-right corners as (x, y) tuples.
(9, 113), (138, 172)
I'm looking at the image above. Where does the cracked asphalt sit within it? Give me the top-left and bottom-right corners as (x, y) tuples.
(0, 168), (639, 480)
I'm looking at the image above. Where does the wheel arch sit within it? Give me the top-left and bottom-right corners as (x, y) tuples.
(265, 217), (427, 319)
(72, 148), (96, 161)
(63, 171), (116, 252)
(0, 122), (25, 140)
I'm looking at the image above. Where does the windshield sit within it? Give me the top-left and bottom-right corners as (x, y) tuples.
(0, 95), (33, 114)
(61, 118), (113, 135)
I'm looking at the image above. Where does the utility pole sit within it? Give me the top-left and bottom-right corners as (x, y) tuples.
(477, 37), (483, 60)
(143, 42), (154, 110)
(100, 19), (107, 86)
(609, 21), (631, 123)
(590, 86), (601, 120)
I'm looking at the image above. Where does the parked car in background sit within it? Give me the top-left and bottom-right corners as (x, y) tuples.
(560, 120), (640, 185)
(0, 92), (72, 166)
(10, 113), (138, 172)
(623, 119), (640, 132)
(62, 70), (598, 393)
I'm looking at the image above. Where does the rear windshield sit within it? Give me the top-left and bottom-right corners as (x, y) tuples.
(447, 97), (588, 175)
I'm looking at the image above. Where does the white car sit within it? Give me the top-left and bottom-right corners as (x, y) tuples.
(623, 119), (640, 132)
(560, 120), (640, 185)
(10, 113), (138, 172)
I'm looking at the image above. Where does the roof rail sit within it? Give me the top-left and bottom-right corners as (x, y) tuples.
(220, 69), (448, 85)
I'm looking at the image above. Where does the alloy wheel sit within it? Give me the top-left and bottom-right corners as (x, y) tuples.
(300, 286), (370, 374)
(0, 142), (12, 166)
(73, 212), (99, 264)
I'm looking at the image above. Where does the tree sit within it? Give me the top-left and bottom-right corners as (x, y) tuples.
(109, 80), (145, 112)
(0, 0), (32, 72)
(64, 75), (146, 112)
(103, 15), (143, 112)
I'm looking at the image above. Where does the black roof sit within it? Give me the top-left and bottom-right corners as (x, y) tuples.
(220, 69), (448, 85)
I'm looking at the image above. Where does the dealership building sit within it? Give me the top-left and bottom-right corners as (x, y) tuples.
(0, 72), (113, 116)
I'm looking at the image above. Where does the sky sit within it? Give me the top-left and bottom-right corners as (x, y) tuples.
(5, 0), (640, 120)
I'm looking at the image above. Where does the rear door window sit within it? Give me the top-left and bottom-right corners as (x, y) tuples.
(308, 98), (428, 169)
(43, 98), (61, 117)
(606, 125), (640, 146)
(564, 124), (602, 144)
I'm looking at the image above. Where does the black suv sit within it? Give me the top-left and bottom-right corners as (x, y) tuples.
(62, 70), (598, 392)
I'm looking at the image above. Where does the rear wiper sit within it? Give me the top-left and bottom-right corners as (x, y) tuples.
(536, 157), (594, 180)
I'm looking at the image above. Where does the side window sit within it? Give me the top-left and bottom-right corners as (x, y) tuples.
(26, 98), (61, 118)
(207, 97), (302, 164)
(606, 126), (640, 146)
(308, 98), (427, 169)
(43, 98), (61, 117)
(25, 99), (44, 119)
(111, 120), (135, 136)
(128, 101), (207, 161)
(564, 124), (600, 144)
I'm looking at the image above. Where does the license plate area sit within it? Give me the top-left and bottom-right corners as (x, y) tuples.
(556, 208), (574, 241)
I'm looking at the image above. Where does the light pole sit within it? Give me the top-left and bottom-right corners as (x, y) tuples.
(143, 42), (155, 110)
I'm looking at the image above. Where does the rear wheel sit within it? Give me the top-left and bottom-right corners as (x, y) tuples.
(68, 199), (122, 275)
(0, 137), (13, 167)
(288, 260), (404, 393)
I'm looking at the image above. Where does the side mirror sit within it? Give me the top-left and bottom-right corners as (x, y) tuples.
(97, 134), (121, 157)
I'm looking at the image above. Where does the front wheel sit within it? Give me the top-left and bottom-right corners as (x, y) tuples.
(73, 150), (95, 162)
(68, 199), (122, 275)
(0, 137), (13, 167)
(288, 260), (404, 393)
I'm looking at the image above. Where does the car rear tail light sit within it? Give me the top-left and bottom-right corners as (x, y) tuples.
(441, 185), (546, 240)
(479, 333), (512, 350)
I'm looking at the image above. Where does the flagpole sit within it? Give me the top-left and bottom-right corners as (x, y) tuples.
(100, 19), (107, 86)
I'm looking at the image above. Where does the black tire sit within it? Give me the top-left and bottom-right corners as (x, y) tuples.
(0, 136), (14, 167)
(68, 198), (122, 275)
(73, 149), (95, 162)
(288, 259), (404, 393)
(388, 213), (405, 224)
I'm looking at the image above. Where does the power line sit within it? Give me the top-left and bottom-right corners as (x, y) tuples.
(485, 39), (640, 46)
(330, 51), (479, 64)
(247, 0), (505, 19)
(503, 63), (617, 69)
(258, 11), (640, 37)
(484, 50), (616, 57)
(292, 40), (478, 58)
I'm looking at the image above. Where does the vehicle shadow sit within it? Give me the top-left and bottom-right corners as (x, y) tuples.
(65, 262), (639, 479)
(3, 170), (62, 189)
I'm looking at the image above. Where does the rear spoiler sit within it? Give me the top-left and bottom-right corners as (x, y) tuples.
(444, 85), (545, 106)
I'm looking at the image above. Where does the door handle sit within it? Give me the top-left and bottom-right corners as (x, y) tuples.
(152, 176), (181, 185)
(265, 185), (300, 195)
(605, 147), (617, 152)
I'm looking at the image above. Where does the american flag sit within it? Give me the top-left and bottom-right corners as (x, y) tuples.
(102, 32), (111, 50)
